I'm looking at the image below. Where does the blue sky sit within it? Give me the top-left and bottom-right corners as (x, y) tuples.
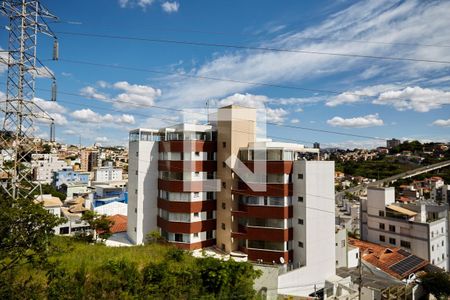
(1, 0), (450, 148)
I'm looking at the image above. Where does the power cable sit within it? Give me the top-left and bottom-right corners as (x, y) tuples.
(56, 31), (450, 65)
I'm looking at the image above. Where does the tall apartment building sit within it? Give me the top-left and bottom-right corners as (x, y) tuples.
(361, 187), (449, 271)
(80, 149), (99, 172)
(128, 105), (335, 273)
(31, 153), (68, 184)
(94, 166), (123, 182)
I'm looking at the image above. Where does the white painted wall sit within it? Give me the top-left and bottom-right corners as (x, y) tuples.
(280, 160), (335, 297)
(95, 202), (127, 216)
(127, 133), (159, 244)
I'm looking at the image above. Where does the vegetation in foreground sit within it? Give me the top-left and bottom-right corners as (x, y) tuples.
(0, 191), (261, 299)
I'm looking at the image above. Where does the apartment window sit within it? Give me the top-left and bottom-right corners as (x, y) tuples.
(222, 202), (226, 209)
(379, 235), (385, 242)
(400, 240), (411, 249)
(389, 225), (395, 232)
(134, 227), (136, 232)
(442, 254), (445, 260)
(297, 174), (304, 180)
(341, 240), (345, 247)
(432, 245), (435, 252)
(136, 152), (139, 157)
(222, 161), (226, 168)
(135, 170), (138, 175)
(378, 210), (385, 217)
(195, 152), (200, 156)
(389, 238), (396, 245)
(135, 189), (138, 194)
(194, 192), (199, 197)
(206, 231), (213, 239)
(298, 196), (304, 202)
(134, 208), (137, 213)
(442, 227), (444, 233)
(194, 212), (199, 217)
(193, 232), (199, 238)
(222, 182), (226, 189)
(222, 142), (226, 148)
(298, 218), (304, 225)
(298, 241), (304, 248)
(431, 232), (434, 238)
(442, 241), (444, 247)
(221, 223), (226, 230)
(174, 233), (183, 242)
(379, 223), (385, 230)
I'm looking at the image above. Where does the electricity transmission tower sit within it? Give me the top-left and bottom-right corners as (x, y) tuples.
(0, 0), (58, 199)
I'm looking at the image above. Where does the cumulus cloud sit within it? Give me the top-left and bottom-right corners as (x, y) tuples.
(33, 97), (67, 113)
(161, 1), (179, 13)
(63, 129), (77, 135)
(266, 108), (288, 123)
(71, 108), (135, 125)
(218, 93), (268, 108)
(80, 81), (162, 108)
(432, 119), (450, 127)
(290, 118), (300, 124)
(327, 114), (384, 128)
(373, 86), (450, 112)
(80, 86), (108, 101)
(113, 81), (161, 108)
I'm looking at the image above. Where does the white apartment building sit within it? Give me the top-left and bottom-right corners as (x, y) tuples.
(361, 187), (449, 271)
(31, 153), (68, 184)
(127, 105), (337, 297)
(94, 166), (123, 182)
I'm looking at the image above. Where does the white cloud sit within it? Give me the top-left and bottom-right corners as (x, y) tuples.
(113, 81), (161, 108)
(290, 118), (300, 124)
(95, 136), (109, 143)
(326, 92), (361, 107)
(373, 86), (450, 112)
(161, 1), (179, 13)
(327, 114), (384, 128)
(36, 112), (68, 126)
(118, 0), (129, 8)
(33, 97), (67, 113)
(80, 86), (108, 101)
(61, 72), (72, 77)
(218, 93), (268, 108)
(266, 108), (288, 123)
(138, 0), (154, 8)
(63, 129), (76, 135)
(160, 1), (450, 106)
(71, 108), (135, 125)
(432, 119), (450, 127)
(0, 48), (7, 74)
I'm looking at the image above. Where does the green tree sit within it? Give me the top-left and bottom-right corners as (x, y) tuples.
(419, 271), (450, 299)
(0, 193), (63, 275)
(80, 210), (114, 242)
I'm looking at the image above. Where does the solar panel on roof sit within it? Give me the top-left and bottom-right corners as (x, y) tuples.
(389, 255), (425, 275)
(397, 249), (411, 257)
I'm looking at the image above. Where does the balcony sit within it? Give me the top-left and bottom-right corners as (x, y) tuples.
(157, 216), (216, 233)
(158, 179), (220, 192)
(158, 160), (217, 172)
(159, 140), (216, 153)
(157, 198), (216, 213)
(234, 182), (292, 197)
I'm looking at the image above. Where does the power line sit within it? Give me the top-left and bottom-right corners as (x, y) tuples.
(24, 83), (387, 141)
(56, 31), (450, 65)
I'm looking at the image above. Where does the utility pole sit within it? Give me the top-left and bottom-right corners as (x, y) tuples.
(0, 0), (59, 199)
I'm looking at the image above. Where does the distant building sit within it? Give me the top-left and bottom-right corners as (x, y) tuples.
(80, 149), (99, 171)
(361, 187), (449, 271)
(94, 166), (123, 182)
(31, 153), (68, 184)
(53, 167), (90, 189)
(313, 142), (320, 149)
(387, 138), (401, 149)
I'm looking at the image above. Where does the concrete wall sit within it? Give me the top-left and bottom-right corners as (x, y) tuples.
(216, 105), (256, 252)
(127, 136), (158, 244)
(281, 160), (335, 296)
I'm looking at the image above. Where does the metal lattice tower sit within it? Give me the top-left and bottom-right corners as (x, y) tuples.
(0, 0), (58, 199)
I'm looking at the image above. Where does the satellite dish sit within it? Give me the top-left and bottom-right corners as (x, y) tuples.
(279, 257), (285, 264)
